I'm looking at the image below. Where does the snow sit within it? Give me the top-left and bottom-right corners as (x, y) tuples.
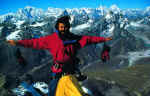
(6, 30), (21, 40)
(145, 6), (150, 14)
(12, 82), (48, 96)
(108, 24), (115, 34)
(137, 19), (145, 24)
(101, 23), (115, 37)
(16, 6), (45, 21)
(120, 18), (129, 29)
(130, 22), (141, 27)
(99, 6), (104, 15)
(0, 27), (3, 31)
(120, 22), (124, 28)
(70, 15), (74, 24)
(12, 81), (92, 96)
(71, 23), (90, 30)
(30, 22), (46, 27)
(105, 12), (113, 19)
(128, 50), (150, 66)
(15, 20), (25, 29)
(16, 20), (25, 26)
(70, 19), (92, 33)
(88, 19), (93, 23)
(12, 85), (28, 96)
(134, 34), (150, 44)
(110, 4), (120, 14)
(80, 8), (92, 14)
(33, 82), (48, 94)
(81, 86), (93, 95)
(0, 13), (15, 23)
(46, 7), (63, 17)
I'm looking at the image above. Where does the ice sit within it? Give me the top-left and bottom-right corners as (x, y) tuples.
(6, 30), (21, 40)
(30, 22), (46, 27)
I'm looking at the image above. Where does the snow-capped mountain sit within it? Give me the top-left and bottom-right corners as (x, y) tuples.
(0, 5), (150, 23)
(0, 13), (15, 23)
(122, 9), (145, 19)
(110, 4), (121, 14)
(16, 6), (45, 21)
(145, 6), (150, 16)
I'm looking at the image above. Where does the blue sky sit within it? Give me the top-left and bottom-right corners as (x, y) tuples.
(0, 0), (150, 15)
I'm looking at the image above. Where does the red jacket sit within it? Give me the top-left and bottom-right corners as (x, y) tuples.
(18, 32), (106, 73)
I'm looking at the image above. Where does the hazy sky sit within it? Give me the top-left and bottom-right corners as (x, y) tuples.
(0, 0), (150, 15)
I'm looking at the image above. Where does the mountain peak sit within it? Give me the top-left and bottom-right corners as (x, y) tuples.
(145, 6), (150, 13)
(24, 6), (35, 9)
(110, 4), (120, 13)
(110, 4), (119, 9)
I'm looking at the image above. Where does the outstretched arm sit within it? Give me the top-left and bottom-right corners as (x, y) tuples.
(79, 36), (112, 48)
(7, 36), (50, 49)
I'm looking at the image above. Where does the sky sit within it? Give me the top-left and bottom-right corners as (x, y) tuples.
(0, 0), (150, 15)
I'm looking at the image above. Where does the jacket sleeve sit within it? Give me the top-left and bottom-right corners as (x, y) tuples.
(78, 36), (106, 48)
(17, 36), (50, 50)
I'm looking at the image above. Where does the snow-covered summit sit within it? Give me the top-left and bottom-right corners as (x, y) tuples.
(110, 4), (121, 14)
(16, 6), (44, 20)
(46, 7), (63, 17)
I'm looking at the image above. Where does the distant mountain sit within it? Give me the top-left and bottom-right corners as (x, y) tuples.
(0, 5), (150, 23)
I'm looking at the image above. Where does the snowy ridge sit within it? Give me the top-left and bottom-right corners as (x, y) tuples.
(128, 50), (150, 66)
(6, 30), (21, 40)
(0, 26), (3, 31)
(46, 7), (63, 17)
(16, 6), (45, 21)
(110, 4), (120, 14)
(145, 6), (150, 15)
(70, 19), (92, 33)
(30, 22), (46, 27)
(15, 20), (25, 29)
(130, 22), (141, 27)
(33, 82), (48, 94)
(0, 13), (15, 23)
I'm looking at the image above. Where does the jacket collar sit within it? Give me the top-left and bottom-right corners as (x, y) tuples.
(55, 30), (77, 45)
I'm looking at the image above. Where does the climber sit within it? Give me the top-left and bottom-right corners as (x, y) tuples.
(101, 43), (111, 63)
(7, 15), (112, 96)
(15, 48), (27, 67)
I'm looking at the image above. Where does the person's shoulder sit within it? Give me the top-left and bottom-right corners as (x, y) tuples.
(42, 32), (58, 41)
(45, 32), (57, 37)
(49, 32), (57, 36)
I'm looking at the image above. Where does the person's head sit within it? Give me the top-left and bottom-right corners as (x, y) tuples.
(55, 16), (71, 35)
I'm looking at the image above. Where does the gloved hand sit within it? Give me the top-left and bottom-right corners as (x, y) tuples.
(6, 40), (18, 46)
(105, 37), (113, 41)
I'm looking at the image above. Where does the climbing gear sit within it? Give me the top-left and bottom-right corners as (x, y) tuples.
(51, 61), (63, 73)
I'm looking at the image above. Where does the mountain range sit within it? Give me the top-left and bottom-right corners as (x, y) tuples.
(0, 5), (150, 23)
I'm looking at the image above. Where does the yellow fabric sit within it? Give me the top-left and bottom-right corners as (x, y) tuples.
(55, 75), (85, 96)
